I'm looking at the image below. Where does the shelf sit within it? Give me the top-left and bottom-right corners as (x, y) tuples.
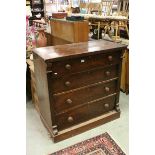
(32, 3), (42, 5)
(32, 10), (44, 12)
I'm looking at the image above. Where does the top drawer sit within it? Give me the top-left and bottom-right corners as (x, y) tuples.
(46, 51), (121, 76)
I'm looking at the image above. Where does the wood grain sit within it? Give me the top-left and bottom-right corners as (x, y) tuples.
(33, 40), (126, 142)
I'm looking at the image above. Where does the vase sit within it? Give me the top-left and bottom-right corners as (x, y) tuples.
(36, 29), (47, 47)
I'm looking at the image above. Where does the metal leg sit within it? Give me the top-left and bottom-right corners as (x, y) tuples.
(125, 25), (129, 37)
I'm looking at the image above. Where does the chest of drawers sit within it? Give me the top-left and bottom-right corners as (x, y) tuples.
(33, 40), (127, 142)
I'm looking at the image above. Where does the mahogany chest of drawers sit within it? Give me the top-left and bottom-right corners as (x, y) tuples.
(33, 40), (127, 142)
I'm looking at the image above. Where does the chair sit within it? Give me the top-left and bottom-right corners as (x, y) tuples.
(100, 0), (114, 38)
(102, 0), (114, 16)
(79, 2), (89, 14)
(88, 3), (102, 15)
(117, 0), (129, 17)
(110, 0), (129, 41)
(87, 3), (102, 40)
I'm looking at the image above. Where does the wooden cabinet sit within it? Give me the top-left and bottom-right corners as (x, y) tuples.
(33, 40), (127, 142)
(50, 19), (89, 45)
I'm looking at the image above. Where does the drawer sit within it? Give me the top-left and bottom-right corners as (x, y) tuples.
(47, 52), (121, 76)
(88, 95), (116, 119)
(55, 105), (89, 130)
(48, 65), (119, 94)
(55, 95), (116, 130)
(52, 80), (117, 113)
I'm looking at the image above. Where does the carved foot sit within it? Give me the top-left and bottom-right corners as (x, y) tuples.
(115, 103), (121, 112)
(52, 125), (58, 135)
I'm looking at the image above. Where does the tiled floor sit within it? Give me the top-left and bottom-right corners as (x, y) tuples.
(26, 92), (129, 155)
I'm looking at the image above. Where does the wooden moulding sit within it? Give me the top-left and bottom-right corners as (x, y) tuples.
(40, 110), (120, 143)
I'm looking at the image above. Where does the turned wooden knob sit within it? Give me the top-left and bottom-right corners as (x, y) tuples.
(67, 116), (74, 122)
(105, 71), (111, 76)
(108, 55), (113, 61)
(65, 81), (71, 87)
(104, 103), (109, 108)
(66, 99), (72, 104)
(105, 87), (110, 92)
(65, 64), (71, 70)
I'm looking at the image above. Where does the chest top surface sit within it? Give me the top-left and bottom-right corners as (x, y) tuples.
(33, 40), (127, 62)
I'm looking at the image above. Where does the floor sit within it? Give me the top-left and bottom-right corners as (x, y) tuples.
(26, 92), (129, 155)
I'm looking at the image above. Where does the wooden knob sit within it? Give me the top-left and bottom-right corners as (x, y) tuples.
(108, 56), (113, 61)
(65, 81), (71, 87)
(105, 71), (110, 76)
(65, 64), (71, 70)
(67, 116), (73, 122)
(66, 99), (72, 104)
(105, 87), (110, 92)
(104, 103), (109, 108)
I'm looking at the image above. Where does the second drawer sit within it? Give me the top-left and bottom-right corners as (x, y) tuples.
(48, 65), (119, 94)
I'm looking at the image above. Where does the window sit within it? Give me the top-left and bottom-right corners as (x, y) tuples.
(72, 0), (79, 7)
(80, 0), (89, 3)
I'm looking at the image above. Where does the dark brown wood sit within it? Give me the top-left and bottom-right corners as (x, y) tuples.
(46, 51), (121, 76)
(33, 40), (127, 62)
(33, 40), (126, 142)
(51, 35), (71, 46)
(55, 94), (117, 130)
(39, 108), (120, 142)
(47, 65), (119, 94)
(53, 79), (118, 114)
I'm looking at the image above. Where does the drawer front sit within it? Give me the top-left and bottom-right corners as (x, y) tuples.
(88, 95), (116, 119)
(53, 80), (117, 113)
(55, 95), (116, 130)
(47, 52), (121, 76)
(48, 65), (119, 94)
(55, 105), (89, 130)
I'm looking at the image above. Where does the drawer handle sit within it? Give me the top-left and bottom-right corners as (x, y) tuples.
(65, 64), (71, 70)
(105, 71), (111, 76)
(104, 103), (109, 108)
(105, 87), (110, 92)
(67, 116), (74, 122)
(108, 56), (113, 61)
(66, 99), (72, 104)
(65, 81), (71, 87)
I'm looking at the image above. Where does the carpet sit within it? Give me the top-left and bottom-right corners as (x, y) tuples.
(50, 132), (126, 155)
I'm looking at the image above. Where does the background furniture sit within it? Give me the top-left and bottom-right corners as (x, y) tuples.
(50, 18), (89, 45)
(120, 46), (129, 94)
(102, 0), (114, 16)
(26, 59), (40, 111)
(84, 15), (128, 41)
(30, 0), (44, 18)
(33, 40), (127, 142)
(117, 0), (129, 16)
(88, 3), (102, 15)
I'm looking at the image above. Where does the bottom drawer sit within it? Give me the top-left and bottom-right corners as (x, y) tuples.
(55, 95), (116, 130)
(88, 95), (116, 118)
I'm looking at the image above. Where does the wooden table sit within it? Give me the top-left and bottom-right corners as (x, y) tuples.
(71, 14), (129, 41)
(50, 18), (89, 45)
